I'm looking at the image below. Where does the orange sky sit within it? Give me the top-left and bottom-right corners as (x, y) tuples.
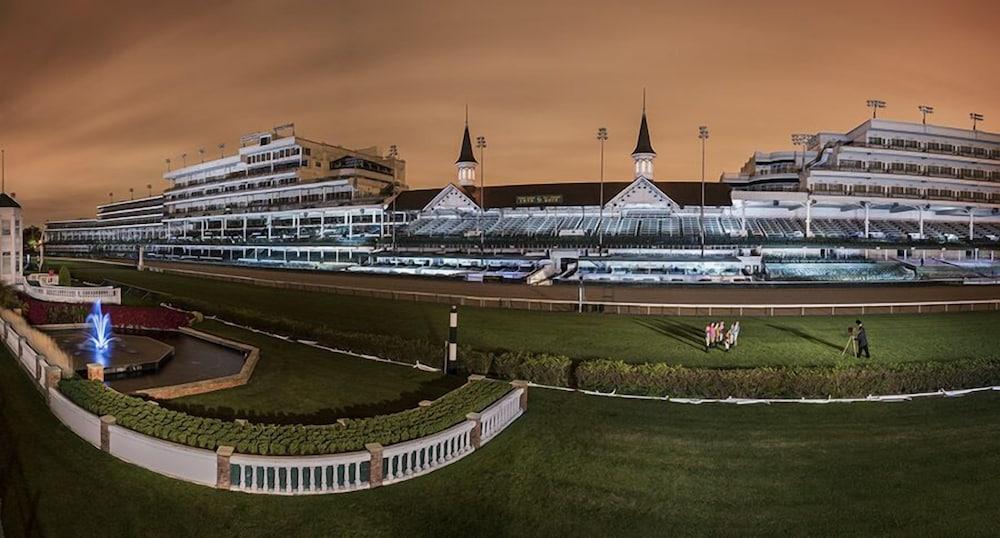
(2, 0), (998, 225)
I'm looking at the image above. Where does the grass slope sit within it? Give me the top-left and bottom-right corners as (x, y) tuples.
(166, 320), (462, 419)
(56, 261), (1000, 367)
(2, 348), (999, 537)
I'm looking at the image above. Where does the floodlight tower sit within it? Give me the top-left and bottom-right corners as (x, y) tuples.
(475, 135), (487, 250)
(918, 105), (934, 125)
(596, 127), (608, 252)
(866, 99), (887, 119)
(698, 126), (709, 258)
(218, 143), (226, 159)
(970, 112), (984, 131)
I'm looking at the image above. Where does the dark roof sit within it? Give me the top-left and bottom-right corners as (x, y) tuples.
(466, 181), (731, 209)
(456, 124), (477, 164)
(632, 112), (655, 155)
(0, 193), (20, 209)
(392, 188), (443, 211)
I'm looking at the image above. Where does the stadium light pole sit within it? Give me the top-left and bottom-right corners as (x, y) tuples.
(1, 148), (4, 193)
(970, 112), (984, 133)
(698, 126), (709, 258)
(866, 99), (886, 119)
(218, 143), (226, 159)
(129, 187), (134, 200)
(181, 153), (187, 168)
(476, 135), (487, 252)
(165, 158), (171, 172)
(918, 105), (934, 126)
(147, 184), (153, 197)
(388, 144), (399, 251)
(597, 127), (608, 254)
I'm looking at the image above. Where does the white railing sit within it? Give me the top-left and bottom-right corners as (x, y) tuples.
(481, 388), (524, 443)
(381, 420), (476, 485)
(229, 450), (371, 495)
(26, 273), (60, 286)
(19, 283), (122, 305)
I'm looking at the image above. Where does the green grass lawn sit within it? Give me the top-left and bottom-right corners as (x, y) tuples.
(52, 260), (1000, 368)
(165, 320), (462, 420)
(3, 346), (999, 537)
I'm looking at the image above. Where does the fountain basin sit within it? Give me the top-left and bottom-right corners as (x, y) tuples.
(47, 331), (175, 378)
(42, 326), (251, 395)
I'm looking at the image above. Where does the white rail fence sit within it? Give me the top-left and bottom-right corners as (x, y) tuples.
(0, 313), (526, 494)
(19, 281), (122, 305)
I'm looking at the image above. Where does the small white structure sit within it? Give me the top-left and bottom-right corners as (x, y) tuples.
(0, 193), (23, 286)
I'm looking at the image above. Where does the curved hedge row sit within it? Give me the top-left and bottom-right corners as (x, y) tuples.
(575, 358), (1000, 399)
(59, 378), (511, 456)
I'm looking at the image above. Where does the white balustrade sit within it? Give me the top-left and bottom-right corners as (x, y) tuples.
(480, 388), (524, 443)
(381, 420), (475, 485)
(19, 283), (122, 305)
(229, 451), (370, 494)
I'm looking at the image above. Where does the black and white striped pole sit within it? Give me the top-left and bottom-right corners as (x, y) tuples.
(445, 305), (458, 373)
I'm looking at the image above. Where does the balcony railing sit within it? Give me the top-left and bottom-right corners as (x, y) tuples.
(165, 161), (304, 195)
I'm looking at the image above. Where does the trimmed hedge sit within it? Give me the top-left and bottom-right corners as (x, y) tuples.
(575, 358), (1000, 399)
(59, 377), (512, 456)
(490, 351), (573, 387)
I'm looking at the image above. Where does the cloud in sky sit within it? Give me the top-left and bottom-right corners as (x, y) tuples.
(1, 0), (997, 224)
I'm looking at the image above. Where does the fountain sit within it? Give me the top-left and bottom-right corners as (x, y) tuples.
(86, 300), (115, 352)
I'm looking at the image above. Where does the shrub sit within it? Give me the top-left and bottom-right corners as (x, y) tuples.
(58, 266), (71, 286)
(58, 377), (513, 456)
(458, 347), (492, 375)
(490, 351), (572, 386)
(575, 358), (1000, 399)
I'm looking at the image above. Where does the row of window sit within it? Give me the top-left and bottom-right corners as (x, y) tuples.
(812, 182), (1000, 202)
(866, 137), (1000, 159)
(836, 160), (1000, 181)
(168, 178), (300, 202)
(167, 191), (356, 216)
(245, 146), (302, 165)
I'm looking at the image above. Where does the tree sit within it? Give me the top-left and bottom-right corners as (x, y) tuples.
(22, 225), (41, 255)
(58, 265), (71, 286)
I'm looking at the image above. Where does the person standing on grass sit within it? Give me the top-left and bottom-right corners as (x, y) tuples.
(705, 322), (714, 351)
(855, 319), (870, 358)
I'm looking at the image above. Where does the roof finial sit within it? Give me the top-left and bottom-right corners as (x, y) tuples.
(465, 104), (469, 126)
(642, 88), (646, 115)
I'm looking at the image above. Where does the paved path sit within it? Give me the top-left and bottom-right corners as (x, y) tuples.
(142, 260), (1000, 306)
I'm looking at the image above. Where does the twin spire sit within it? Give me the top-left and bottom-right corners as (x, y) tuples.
(455, 106), (478, 186)
(454, 94), (656, 185)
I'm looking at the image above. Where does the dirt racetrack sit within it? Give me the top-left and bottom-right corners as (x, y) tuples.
(140, 260), (1000, 306)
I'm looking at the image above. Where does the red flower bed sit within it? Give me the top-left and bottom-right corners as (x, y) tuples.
(22, 296), (191, 329)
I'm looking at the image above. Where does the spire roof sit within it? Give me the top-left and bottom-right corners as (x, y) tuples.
(456, 123), (477, 164)
(0, 193), (20, 209)
(632, 109), (655, 156)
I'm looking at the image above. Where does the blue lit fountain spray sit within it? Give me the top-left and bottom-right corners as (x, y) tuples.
(86, 300), (114, 354)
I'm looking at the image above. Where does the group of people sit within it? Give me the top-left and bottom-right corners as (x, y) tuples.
(704, 320), (740, 352)
(842, 319), (871, 358)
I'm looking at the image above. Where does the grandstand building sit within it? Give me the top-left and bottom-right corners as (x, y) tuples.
(45, 125), (407, 268)
(43, 109), (1000, 284)
(44, 195), (166, 259)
